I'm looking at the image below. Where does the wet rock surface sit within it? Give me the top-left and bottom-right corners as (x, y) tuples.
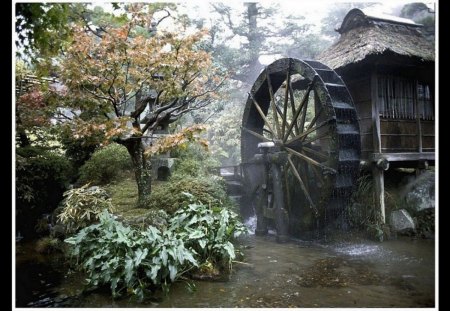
(390, 209), (416, 233)
(402, 171), (435, 212)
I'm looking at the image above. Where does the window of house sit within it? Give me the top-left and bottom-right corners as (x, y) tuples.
(377, 76), (434, 120)
(417, 83), (434, 120)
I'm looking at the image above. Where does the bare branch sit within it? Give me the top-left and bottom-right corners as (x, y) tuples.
(153, 9), (172, 28)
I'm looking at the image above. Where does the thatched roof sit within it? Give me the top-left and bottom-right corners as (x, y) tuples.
(318, 8), (435, 70)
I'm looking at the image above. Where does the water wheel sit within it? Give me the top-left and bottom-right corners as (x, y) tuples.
(241, 58), (361, 235)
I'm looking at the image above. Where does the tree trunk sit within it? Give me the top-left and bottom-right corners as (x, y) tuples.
(18, 130), (30, 147)
(122, 138), (152, 205)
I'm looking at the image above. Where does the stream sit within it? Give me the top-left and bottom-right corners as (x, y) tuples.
(15, 223), (435, 308)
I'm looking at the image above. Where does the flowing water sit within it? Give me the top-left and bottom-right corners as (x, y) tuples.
(15, 224), (435, 308)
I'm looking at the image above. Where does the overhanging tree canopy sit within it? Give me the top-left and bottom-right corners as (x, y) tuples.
(55, 4), (224, 202)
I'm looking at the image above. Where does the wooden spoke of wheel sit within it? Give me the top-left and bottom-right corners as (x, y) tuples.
(302, 146), (329, 161)
(285, 118), (333, 145)
(298, 91), (309, 134)
(310, 164), (325, 186)
(288, 81), (300, 136)
(283, 76), (316, 142)
(275, 102), (285, 120)
(241, 126), (271, 142)
(248, 92), (276, 136)
(281, 63), (291, 138)
(285, 146), (337, 174)
(305, 105), (324, 132)
(287, 155), (318, 215)
(266, 71), (282, 138)
(302, 131), (330, 146)
(296, 150), (326, 186)
(263, 127), (272, 135)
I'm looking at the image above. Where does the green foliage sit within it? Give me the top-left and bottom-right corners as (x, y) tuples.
(16, 3), (71, 62)
(58, 125), (100, 169)
(146, 125), (208, 157)
(349, 174), (406, 241)
(400, 3), (435, 42)
(168, 194), (248, 269)
(170, 142), (221, 178)
(16, 146), (73, 238)
(78, 143), (133, 185)
(348, 174), (384, 240)
(207, 101), (243, 166)
(65, 211), (197, 301)
(65, 193), (247, 300)
(400, 2), (429, 18)
(145, 140), (227, 213)
(146, 176), (230, 214)
(35, 237), (64, 254)
(57, 184), (114, 234)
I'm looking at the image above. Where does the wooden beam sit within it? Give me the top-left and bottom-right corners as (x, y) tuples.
(371, 152), (435, 162)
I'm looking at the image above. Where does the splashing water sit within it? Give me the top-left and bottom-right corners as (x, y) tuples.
(244, 215), (257, 234)
(333, 244), (383, 256)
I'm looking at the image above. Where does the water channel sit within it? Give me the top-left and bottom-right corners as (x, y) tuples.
(15, 218), (435, 308)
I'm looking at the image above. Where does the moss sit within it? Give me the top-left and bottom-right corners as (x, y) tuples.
(115, 208), (168, 230)
(144, 176), (232, 214)
(105, 175), (139, 212)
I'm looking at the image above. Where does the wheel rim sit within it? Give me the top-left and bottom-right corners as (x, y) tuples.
(241, 58), (361, 231)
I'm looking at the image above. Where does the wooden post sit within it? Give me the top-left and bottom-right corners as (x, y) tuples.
(415, 80), (423, 153)
(371, 72), (381, 154)
(371, 70), (385, 224)
(372, 167), (385, 224)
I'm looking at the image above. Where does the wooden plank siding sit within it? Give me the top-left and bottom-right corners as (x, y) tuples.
(344, 76), (374, 159)
(343, 72), (435, 161)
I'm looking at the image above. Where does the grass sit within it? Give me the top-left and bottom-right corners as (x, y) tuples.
(105, 174), (139, 213)
(104, 172), (165, 212)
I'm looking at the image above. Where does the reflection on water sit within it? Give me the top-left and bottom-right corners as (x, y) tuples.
(16, 232), (435, 308)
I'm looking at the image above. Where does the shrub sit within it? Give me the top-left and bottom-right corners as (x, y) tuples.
(59, 131), (99, 169)
(78, 143), (133, 185)
(168, 193), (248, 269)
(35, 237), (64, 254)
(348, 174), (399, 241)
(57, 184), (114, 234)
(64, 194), (247, 300)
(146, 176), (231, 214)
(170, 142), (220, 179)
(65, 211), (198, 300)
(16, 146), (73, 238)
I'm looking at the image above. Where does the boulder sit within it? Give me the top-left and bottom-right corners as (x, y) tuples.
(390, 209), (415, 233)
(402, 171), (435, 212)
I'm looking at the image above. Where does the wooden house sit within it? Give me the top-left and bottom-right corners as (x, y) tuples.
(318, 8), (435, 222)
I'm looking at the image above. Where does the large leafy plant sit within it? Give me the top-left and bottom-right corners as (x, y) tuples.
(169, 193), (248, 269)
(65, 211), (197, 300)
(64, 193), (248, 300)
